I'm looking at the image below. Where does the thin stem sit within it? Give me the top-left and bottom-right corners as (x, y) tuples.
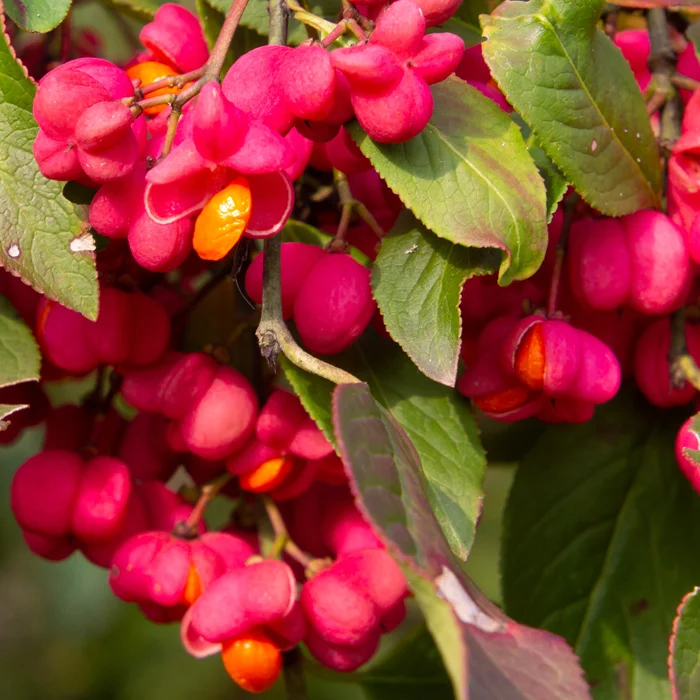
(346, 18), (367, 42)
(269, 0), (290, 46)
(179, 472), (233, 534)
(320, 19), (349, 47)
(546, 192), (578, 317)
(672, 74), (700, 92)
(161, 108), (181, 158)
(139, 67), (205, 97)
(282, 648), (309, 700)
(646, 8), (681, 150)
(333, 169), (354, 248)
(285, 0), (339, 36)
(333, 169), (385, 246)
(262, 496), (313, 569)
(130, 93), (176, 116)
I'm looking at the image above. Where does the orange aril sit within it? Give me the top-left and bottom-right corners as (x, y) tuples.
(221, 629), (282, 693)
(126, 61), (182, 115)
(514, 323), (546, 390)
(181, 562), (203, 606)
(239, 455), (294, 494)
(193, 177), (253, 262)
(473, 385), (531, 414)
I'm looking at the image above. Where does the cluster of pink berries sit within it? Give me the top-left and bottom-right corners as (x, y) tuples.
(11, 1), (700, 692)
(6, 265), (407, 690)
(31, 1), (462, 274)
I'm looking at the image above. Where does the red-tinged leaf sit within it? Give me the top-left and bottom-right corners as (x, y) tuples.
(670, 587), (700, 700)
(332, 382), (591, 700)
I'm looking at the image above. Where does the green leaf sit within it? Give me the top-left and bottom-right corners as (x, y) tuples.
(481, 0), (661, 216)
(435, 0), (489, 46)
(98, 0), (165, 22)
(282, 220), (371, 267)
(5, 0), (72, 33)
(373, 212), (498, 386)
(516, 117), (569, 221)
(349, 77), (548, 285)
(196, 0), (265, 72)
(332, 382), (591, 700)
(0, 294), (41, 433)
(502, 393), (700, 697)
(283, 330), (486, 561)
(0, 24), (97, 319)
(0, 296), (40, 388)
(670, 587), (700, 700)
(0, 403), (28, 425)
(208, 0), (339, 45)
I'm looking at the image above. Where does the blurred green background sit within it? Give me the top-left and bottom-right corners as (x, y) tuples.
(0, 424), (514, 700)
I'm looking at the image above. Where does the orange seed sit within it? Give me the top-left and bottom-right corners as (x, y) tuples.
(221, 629), (282, 694)
(239, 455), (294, 494)
(193, 177), (253, 262)
(514, 323), (546, 391)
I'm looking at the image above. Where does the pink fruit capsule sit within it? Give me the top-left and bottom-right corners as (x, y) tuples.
(281, 45), (337, 122)
(86, 287), (132, 366)
(179, 366), (258, 460)
(157, 352), (219, 420)
(37, 299), (98, 374)
(620, 210), (690, 315)
(304, 627), (380, 672)
(675, 417), (700, 494)
(126, 293), (172, 367)
(256, 390), (307, 448)
(74, 101), (134, 153)
(71, 457), (132, 543)
(301, 566), (379, 646)
(222, 46), (295, 135)
(118, 412), (177, 482)
(11, 450), (84, 538)
(23, 531), (76, 562)
(188, 560), (297, 643)
(139, 4), (209, 73)
(567, 217), (632, 311)
(294, 253), (376, 355)
(633, 317), (697, 407)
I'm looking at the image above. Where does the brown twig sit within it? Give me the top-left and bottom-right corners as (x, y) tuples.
(332, 169), (385, 249)
(175, 472), (233, 537)
(262, 496), (313, 569)
(255, 4), (361, 385)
